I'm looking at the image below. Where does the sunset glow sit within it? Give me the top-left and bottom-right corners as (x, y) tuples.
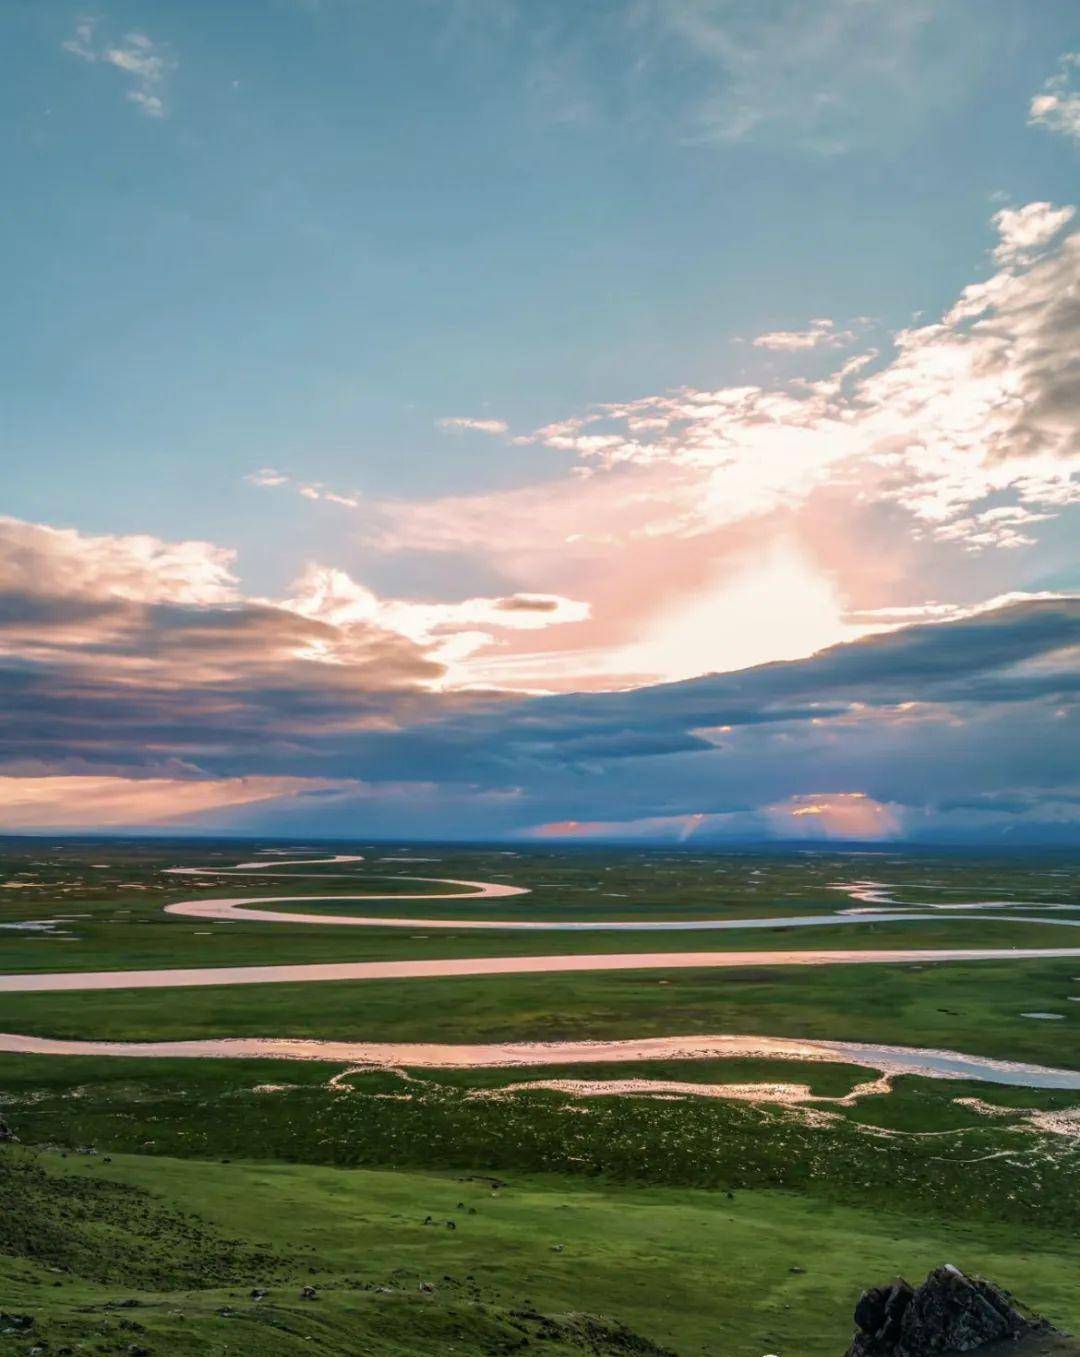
(1, 2), (1076, 841)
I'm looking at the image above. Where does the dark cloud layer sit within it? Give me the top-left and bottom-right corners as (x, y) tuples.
(0, 576), (1076, 839)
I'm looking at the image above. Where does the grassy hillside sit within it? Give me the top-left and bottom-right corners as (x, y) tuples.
(3, 1145), (1080, 1357)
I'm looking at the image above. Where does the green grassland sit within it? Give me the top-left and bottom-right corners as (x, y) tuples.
(6, 912), (1080, 977)
(1, 839), (1079, 1357)
(3, 1136), (1080, 1357)
(1, 956), (1077, 1067)
(2, 839), (1079, 983)
(3, 1052), (1079, 1226)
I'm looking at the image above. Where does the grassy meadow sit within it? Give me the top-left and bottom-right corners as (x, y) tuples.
(1, 838), (1079, 1357)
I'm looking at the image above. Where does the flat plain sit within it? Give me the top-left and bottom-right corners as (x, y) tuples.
(1, 838), (1078, 1357)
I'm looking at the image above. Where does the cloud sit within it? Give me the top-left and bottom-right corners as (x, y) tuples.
(634, 0), (982, 154)
(255, 215), (1080, 725)
(444, 597), (1080, 764)
(0, 517), (587, 693)
(0, 569), (1075, 839)
(526, 813), (711, 841)
(0, 515), (601, 820)
(62, 20), (173, 118)
(245, 468), (361, 508)
(991, 202), (1075, 266)
(766, 791), (902, 839)
(0, 518), (454, 777)
(387, 210), (1080, 556)
(246, 467), (291, 488)
(0, 516), (237, 605)
(282, 563), (589, 684)
(337, 595), (1078, 842)
(527, 793), (903, 842)
(437, 417), (510, 435)
(1029, 52), (1080, 143)
(0, 775), (351, 830)
(362, 205), (1078, 694)
(752, 318), (856, 351)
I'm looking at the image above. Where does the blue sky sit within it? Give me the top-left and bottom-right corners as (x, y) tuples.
(1, 1), (1078, 839)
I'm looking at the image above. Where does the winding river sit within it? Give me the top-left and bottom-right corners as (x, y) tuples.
(2, 853), (1078, 1092)
(158, 855), (1080, 934)
(0, 1030), (1077, 1090)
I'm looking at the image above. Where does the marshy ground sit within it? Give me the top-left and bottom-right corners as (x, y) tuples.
(1, 838), (1078, 1357)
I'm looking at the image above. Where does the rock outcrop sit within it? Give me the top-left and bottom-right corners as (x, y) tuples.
(845, 1266), (1059, 1357)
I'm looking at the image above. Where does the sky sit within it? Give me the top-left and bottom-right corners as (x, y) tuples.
(1, 0), (1078, 842)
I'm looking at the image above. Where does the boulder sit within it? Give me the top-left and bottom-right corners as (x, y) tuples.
(845, 1266), (1058, 1357)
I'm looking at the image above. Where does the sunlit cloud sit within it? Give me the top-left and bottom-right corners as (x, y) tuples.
(381, 206), (1079, 559)
(362, 207), (1078, 689)
(767, 791), (902, 839)
(282, 564), (589, 685)
(0, 515), (237, 606)
(16, 5), (1079, 844)
(609, 545), (863, 682)
(0, 774), (350, 830)
(246, 467), (291, 488)
(752, 318), (856, 351)
(0, 565), (1074, 838)
(529, 795), (903, 843)
(991, 202), (1075, 266)
(62, 19), (173, 118)
(527, 813), (713, 842)
(0, 515), (593, 722)
(437, 417), (510, 435)
(245, 468), (361, 508)
(1028, 52), (1080, 143)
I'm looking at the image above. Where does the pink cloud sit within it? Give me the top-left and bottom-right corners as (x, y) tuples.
(0, 515), (238, 605)
(766, 792), (902, 839)
(527, 813), (711, 841)
(359, 206), (1079, 690)
(0, 775), (352, 829)
(752, 317), (856, 350)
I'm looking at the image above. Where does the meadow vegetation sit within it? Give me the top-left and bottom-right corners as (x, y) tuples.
(1, 840), (1078, 1357)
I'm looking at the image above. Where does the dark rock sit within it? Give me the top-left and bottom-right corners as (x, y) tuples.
(845, 1266), (1059, 1357)
(299, 1286), (317, 1301)
(0, 1117), (17, 1142)
(0, 1313), (34, 1332)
